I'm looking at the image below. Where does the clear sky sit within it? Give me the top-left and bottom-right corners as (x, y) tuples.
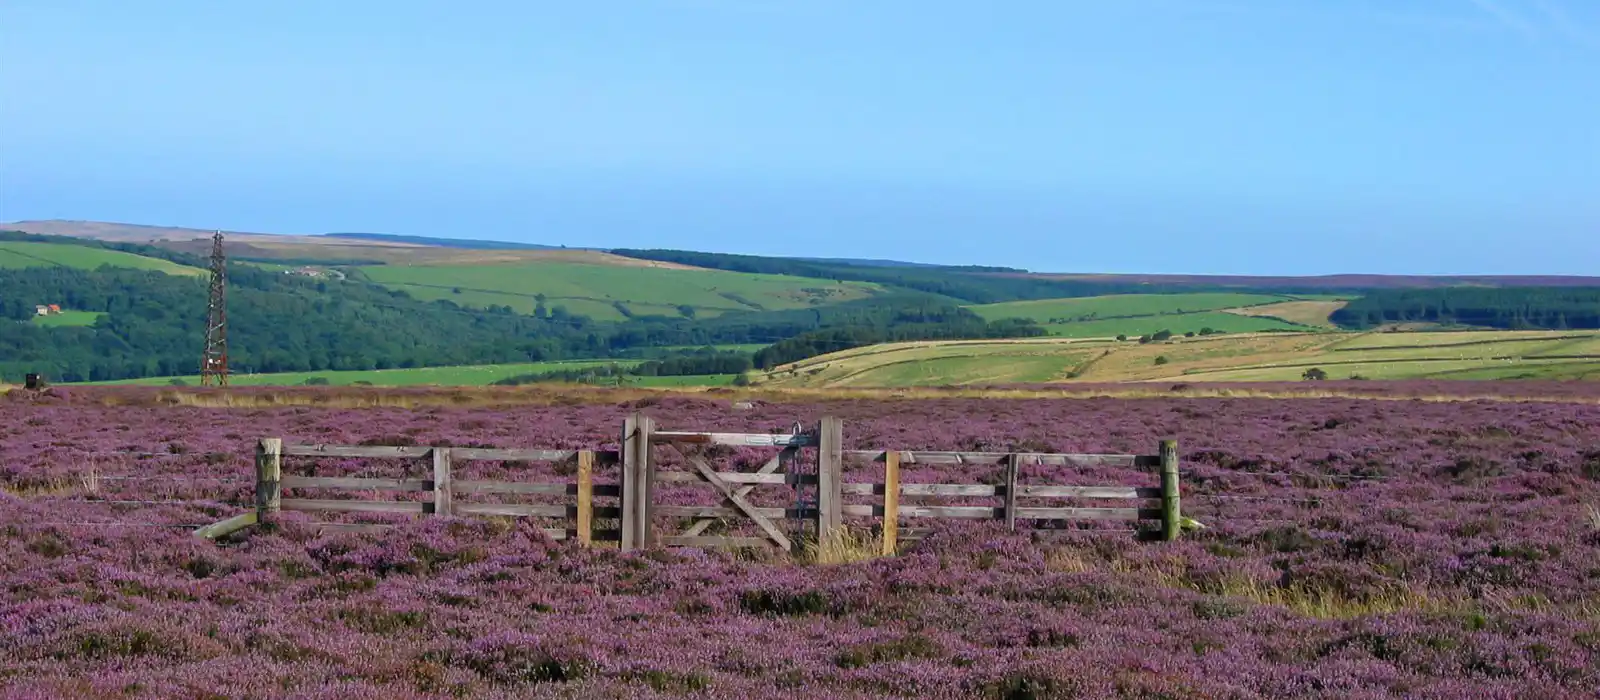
(1, 0), (1595, 275)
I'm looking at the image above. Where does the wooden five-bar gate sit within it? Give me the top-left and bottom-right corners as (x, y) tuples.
(198, 413), (1184, 550)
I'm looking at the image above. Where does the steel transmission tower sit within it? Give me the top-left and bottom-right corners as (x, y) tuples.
(200, 230), (229, 386)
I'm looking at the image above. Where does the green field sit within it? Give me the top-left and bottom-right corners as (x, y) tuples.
(89, 361), (639, 387)
(1038, 311), (1306, 338)
(85, 361), (739, 388)
(752, 330), (1600, 387)
(0, 241), (205, 276)
(626, 374), (739, 387)
(968, 293), (1316, 338)
(358, 261), (881, 321)
(31, 310), (102, 327)
(970, 292), (1291, 322)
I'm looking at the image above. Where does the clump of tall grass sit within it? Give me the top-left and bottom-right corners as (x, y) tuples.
(800, 526), (885, 565)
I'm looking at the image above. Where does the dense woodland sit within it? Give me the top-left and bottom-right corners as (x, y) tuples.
(1331, 288), (1600, 330)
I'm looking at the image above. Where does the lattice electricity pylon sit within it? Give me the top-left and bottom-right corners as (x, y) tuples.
(200, 230), (229, 386)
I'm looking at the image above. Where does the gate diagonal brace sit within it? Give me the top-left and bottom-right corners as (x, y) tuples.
(690, 456), (791, 550)
(681, 448), (789, 537)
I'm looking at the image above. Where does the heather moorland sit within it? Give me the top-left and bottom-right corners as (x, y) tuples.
(2, 388), (1598, 698)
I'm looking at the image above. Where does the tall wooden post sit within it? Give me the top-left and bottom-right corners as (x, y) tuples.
(881, 450), (900, 556)
(575, 450), (594, 545)
(816, 416), (843, 544)
(432, 447), (453, 517)
(1160, 440), (1181, 541)
(621, 413), (654, 550)
(1003, 453), (1020, 531)
(255, 438), (282, 524)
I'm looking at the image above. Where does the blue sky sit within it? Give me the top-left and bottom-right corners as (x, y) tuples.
(1, 0), (1595, 275)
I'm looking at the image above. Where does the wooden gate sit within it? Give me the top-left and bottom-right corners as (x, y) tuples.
(620, 414), (842, 552)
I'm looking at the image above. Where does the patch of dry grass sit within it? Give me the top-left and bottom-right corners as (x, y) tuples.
(801, 526), (885, 565)
(1111, 554), (1455, 619)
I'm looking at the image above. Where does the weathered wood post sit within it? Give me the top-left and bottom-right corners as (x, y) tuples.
(1003, 453), (1020, 531)
(256, 438), (282, 525)
(881, 450), (900, 555)
(575, 450), (594, 546)
(432, 447), (453, 517)
(1160, 440), (1181, 541)
(621, 413), (655, 550)
(816, 416), (843, 545)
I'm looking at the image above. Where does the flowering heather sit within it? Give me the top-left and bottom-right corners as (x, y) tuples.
(2, 391), (1598, 698)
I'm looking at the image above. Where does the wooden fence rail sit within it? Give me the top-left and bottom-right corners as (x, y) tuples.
(197, 413), (1184, 550)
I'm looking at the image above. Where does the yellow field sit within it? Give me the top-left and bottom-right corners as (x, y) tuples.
(1223, 300), (1346, 328)
(753, 330), (1600, 387)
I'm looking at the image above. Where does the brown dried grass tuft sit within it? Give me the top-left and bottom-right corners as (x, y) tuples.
(801, 526), (885, 566)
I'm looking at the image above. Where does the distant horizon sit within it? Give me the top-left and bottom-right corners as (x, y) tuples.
(8, 217), (1600, 282)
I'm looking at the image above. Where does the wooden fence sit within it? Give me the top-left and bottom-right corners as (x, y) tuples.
(198, 413), (1183, 550)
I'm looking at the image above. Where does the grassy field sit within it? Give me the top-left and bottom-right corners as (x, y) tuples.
(87, 361), (639, 387)
(30, 310), (102, 327)
(83, 361), (739, 388)
(627, 374), (739, 387)
(752, 330), (1600, 387)
(970, 292), (1291, 322)
(0, 242), (205, 276)
(1224, 300), (1346, 328)
(967, 292), (1331, 338)
(358, 261), (881, 320)
(1037, 312), (1307, 338)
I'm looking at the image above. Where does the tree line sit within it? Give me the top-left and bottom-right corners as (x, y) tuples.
(1330, 288), (1600, 330)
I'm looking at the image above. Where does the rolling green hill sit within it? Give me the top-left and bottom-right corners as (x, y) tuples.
(357, 261), (883, 320)
(0, 241), (205, 276)
(1036, 312), (1308, 338)
(969, 292), (1291, 321)
(967, 292), (1326, 338)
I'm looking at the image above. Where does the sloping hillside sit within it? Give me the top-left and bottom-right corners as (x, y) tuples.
(2, 220), (689, 268)
(357, 261), (883, 320)
(0, 241), (204, 276)
(753, 330), (1600, 387)
(967, 292), (1319, 337)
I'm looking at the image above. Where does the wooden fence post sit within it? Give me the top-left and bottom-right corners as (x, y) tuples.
(621, 413), (654, 550)
(432, 447), (453, 517)
(256, 438), (282, 524)
(576, 450), (594, 546)
(1004, 453), (1020, 531)
(1160, 440), (1181, 541)
(816, 416), (843, 544)
(881, 450), (899, 555)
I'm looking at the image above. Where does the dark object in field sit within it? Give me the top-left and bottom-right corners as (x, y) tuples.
(24, 373), (46, 390)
